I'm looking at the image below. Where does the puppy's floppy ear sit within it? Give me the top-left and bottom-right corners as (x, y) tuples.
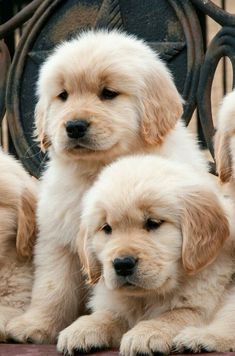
(181, 189), (229, 275)
(140, 62), (183, 145)
(16, 184), (37, 259)
(77, 222), (102, 285)
(34, 100), (51, 152)
(214, 130), (233, 183)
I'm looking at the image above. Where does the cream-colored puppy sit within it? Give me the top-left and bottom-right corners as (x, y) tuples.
(7, 30), (207, 344)
(215, 89), (235, 196)
(57, 155), (233, 355)
(0, 149), (37, 341)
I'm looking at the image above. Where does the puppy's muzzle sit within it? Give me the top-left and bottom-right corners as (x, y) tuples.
(113, 256), (137, 277)
(65, 119), (90, 139)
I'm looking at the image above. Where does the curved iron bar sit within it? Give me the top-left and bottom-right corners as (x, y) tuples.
(0, 0), (45, 40)
(6, 0), (61, 176)
(191, 0), (235, 26)
(180, 0), (204, 125)
(0, 40), (11, 125)
(169, 0), (204, 125)
(197, 26), (235, 158)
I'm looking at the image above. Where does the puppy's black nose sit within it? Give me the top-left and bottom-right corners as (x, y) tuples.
(113, 256), (137, 276)
(65, 119), (90, 139)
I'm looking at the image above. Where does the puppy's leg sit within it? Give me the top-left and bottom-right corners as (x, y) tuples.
(120, 308), (202, 356)
(7, 242), (85, 344)
(57, 310), (128, 355)
(173, 288), (235, 353)
(0, 306), (23, 341)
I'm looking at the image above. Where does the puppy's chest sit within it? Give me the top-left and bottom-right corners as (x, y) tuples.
(39, 177), (91, 247)
(125, 297), (170, 328)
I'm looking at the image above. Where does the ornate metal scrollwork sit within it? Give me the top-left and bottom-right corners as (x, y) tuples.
(191, 0), (235, 26)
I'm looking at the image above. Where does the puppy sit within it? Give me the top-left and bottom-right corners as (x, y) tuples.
(0, 149), (37, 341)
(169, 93), (235, 353)
(7, 30), (207, 344)
(214, 89), (235, 197)
(57, 155), (233, 355)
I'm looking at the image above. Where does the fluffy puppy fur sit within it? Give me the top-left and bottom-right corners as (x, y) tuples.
(215, 90), (235, 196)
(57, 155), (234, 356)
(7, 30), (207, 344)
(0, 149), (37, 341)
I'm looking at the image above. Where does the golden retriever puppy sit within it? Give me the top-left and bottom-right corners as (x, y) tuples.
(215, 90), (235, 196)
(57, 155), (233, 355)
(171, 90), (235, 353)
(7, 30), (208, 344)
(0, 149), (37, 341)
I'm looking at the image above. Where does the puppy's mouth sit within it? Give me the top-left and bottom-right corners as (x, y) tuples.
(67, 140), (96, 152)
(118, 277), (142, 289)
(66, 139), (118, 154)
(74, 143), (94, 151)
(117, 279), (148, 295)
(123, 281), (135, 288)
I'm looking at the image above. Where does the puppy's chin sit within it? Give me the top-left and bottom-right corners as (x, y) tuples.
(104, 272), (178, 297)
(54, 139), (129, 162)
(66, 145), (98, 159)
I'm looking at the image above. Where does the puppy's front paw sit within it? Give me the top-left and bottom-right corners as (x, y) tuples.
(120, 321), (172, 356)
(57, 316), (111, 355)
(173, 326), (235, 353)
(0, 322), (7, 342)
(6, 312), (57, 344)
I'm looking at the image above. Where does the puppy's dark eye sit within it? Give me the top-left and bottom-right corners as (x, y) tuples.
(144, 218), (163, 231)
(101, 223), (112, 235)
(58, 90), (68, 101)
(101, 88), (119, 100)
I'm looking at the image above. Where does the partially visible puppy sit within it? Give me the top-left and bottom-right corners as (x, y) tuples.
(0, 149), (37, 341)
(7, 30), (208, 344)
(214, 89), (235, 197)
(169, 90), (235, 353)
(57, 155), (233, 356)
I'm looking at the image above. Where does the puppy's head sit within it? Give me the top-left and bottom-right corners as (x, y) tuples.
(78, 156), (229, 296)
(35, 30), (183, 160)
